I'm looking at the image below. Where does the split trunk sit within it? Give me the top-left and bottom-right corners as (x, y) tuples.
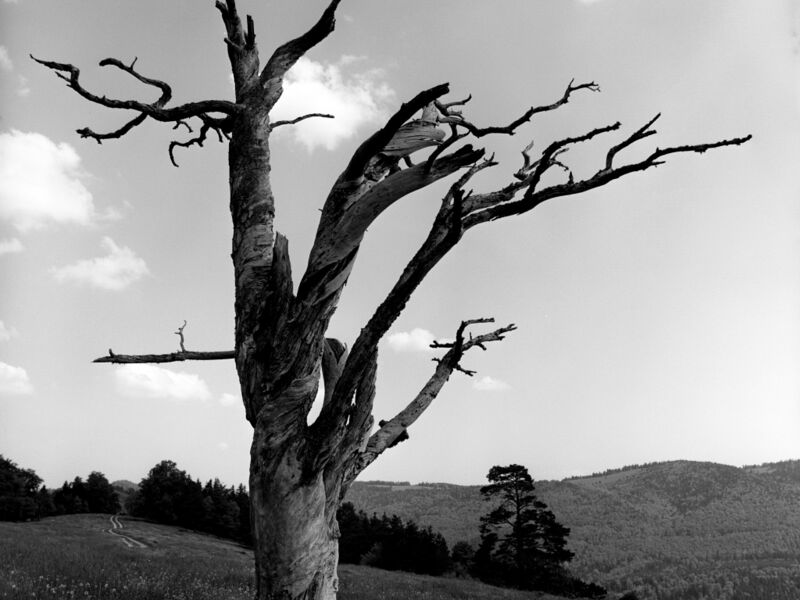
(230, 115), (344, 600)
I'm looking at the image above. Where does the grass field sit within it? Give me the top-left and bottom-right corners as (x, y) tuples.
(0, 514), (572, 599)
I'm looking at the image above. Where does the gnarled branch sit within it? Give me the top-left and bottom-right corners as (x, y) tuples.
(32, 55), (237, 123)
(98, 57), (172, 103)
(352, 319), (516, 476)
(312, 164), (491, 445)
(461, 116), (752, 227)
(32, 55), (237, 159)
(168, 116), (233, 167)
(436, 79), (599, 138)
(311, 93), (750, 454)
(260, 0), (341, 92)
(295, 89), (480, 327)
(77, 114), (148, 144)
(272, 112), (334, 128)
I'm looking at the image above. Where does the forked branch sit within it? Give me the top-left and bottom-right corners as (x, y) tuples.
(461, 116), (752, 227)
(436, 79), (599, 137)
(316, 155), (503, 439)
(168, 116), (233, 167)
(352, 319), (516, 475)
(32, 55), (236, 161)
(430, 318), (517, 375)
(319, 95), (749, 436)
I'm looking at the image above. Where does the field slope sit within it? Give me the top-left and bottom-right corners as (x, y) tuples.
(0, 514), (583, 600)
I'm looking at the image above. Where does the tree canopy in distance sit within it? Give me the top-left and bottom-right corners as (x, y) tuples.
(35, 1), (749, 598)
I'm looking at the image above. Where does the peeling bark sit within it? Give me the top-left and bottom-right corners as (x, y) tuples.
(250, 400), (340, 600)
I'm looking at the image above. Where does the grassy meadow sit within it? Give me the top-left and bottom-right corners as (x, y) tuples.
(0, 514), (570, 600)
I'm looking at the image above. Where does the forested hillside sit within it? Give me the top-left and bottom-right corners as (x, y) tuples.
(346, 460), (800, 599)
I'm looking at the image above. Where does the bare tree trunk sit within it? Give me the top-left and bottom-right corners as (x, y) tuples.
(227, 89), (343, 599)
(249, 420), (340, 600)
(227, 112), (335, 600)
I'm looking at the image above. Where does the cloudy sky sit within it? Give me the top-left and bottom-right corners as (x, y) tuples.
(1, 0), (798, 489)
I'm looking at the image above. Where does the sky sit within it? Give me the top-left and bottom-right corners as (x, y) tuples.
(1, 0), (799, 489)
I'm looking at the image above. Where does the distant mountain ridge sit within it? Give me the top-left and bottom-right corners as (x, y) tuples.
(111, 480), (138, 491)
(345, 459), (800, 600)
(111, 480), (139, 513)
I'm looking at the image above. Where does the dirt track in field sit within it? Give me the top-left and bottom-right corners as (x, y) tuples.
(106, 515), (148, 548)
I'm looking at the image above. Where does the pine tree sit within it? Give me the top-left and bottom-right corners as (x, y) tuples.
(476, 464), (574, 589)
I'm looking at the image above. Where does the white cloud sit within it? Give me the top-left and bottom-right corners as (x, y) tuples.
(51, 237), (149, 291)
(115, 364), (212, 402)
(473, 376), (511, 392)
(0, 130), (97, 232)
(386, 328), (437, 353)
(0, 362), (33, 395)
(271, 56), (394, 152)
(0, 46), (13, 71)
(0, 237), (23, 255)
(217, 441), (230, 451)
(219, 392), (238, 407)
(0, 321), (18, 342)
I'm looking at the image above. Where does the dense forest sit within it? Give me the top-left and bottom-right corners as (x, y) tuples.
(123, 460), (252, 543)
(346, 460), (800, 599)
(337, 502), (450, 575)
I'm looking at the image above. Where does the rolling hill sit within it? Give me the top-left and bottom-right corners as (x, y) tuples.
(345, 460), (800, 599)
(0, 513), (587, 600)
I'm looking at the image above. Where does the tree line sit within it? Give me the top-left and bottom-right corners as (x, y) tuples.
(337, 502), (450, 575)
(0, 455), (119, 520)
(124, 460), (251, 543)
(124, 460), (605, 597)
(3, 455), (606, 597)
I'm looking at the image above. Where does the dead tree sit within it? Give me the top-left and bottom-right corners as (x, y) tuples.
(36, 1), (749, 598)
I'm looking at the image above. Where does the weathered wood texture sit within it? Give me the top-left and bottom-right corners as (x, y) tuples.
(93, 350), (234, 364)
